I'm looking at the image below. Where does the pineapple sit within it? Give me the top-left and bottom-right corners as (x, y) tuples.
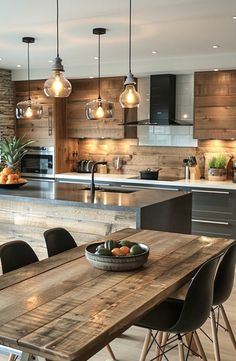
(0, 135), (34, 172)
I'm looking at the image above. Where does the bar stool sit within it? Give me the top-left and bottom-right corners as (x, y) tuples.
(0, 240), (39, 361)
(135, 255), (221, 361)
(43, 227), (116, 360)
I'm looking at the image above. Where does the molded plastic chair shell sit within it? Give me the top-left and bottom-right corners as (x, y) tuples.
(213, 241), (236, 306)
(0, 240), (39, 274)
(44, 227), (77, 257)
(136, 255), (220, 334)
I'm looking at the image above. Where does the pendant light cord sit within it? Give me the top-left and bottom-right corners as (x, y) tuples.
(56, 0), (59, 58)
(98, 33), (101, 100)
(128, 0), (132, 74)
(27, 42), (31, 101)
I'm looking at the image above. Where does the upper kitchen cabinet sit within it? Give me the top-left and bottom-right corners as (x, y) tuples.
(66, 77), (137, 139)
(194, 71), (236, 139)
(15, 80), (55, 147)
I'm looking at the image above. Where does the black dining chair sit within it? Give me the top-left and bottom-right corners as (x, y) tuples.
(209, 241), (236, 361)
(43, 227), (77, 257)
(134, 255), (221, 361)
(0, 240), (39, 361)
(43, 227), (116, 360)
(0, 240), (39, 273)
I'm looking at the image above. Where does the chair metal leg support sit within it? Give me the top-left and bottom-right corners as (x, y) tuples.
(158, 332), (169, 361)
(139, 329), (152, 361)
(105, 344), (116, 360)
(210, 308), (221, 361)
(178, 335), (185, 361)
(193, 331), (208, 361)
(220, 304), (236, 350)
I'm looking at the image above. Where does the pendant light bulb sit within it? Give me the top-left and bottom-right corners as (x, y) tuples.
(85, 28), (114, 120)
(119, 0), (140, 108)
(44, 0), (72, 98)
(16, 37), (43, 120)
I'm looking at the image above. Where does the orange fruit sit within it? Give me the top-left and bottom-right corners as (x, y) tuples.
(111, 248), (125, 256)
(119, 246), (130, 255)
(2, 167), (14, 176)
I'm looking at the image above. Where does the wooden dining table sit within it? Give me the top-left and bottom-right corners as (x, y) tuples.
(0, 228), (234, 361)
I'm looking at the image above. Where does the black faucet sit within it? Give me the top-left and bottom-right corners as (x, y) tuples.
(90, 161), (107, 198)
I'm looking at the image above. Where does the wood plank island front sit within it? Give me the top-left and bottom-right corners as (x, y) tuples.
(0, 181), (192, 259)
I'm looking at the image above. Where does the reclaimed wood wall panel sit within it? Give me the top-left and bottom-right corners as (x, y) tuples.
(194, 70), (236, 139)
(66, 77), (137, 139)
(15, 80), (55, 147)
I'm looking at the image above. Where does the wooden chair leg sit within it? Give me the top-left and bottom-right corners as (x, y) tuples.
(106, 344), (116, 360)
(158, 332), (169, 361)
(156, 331), (163, 361)
(193, 331), (208, 361)
(185, 332), (198, 355)
(220, 304), (236, 350)
(210, 308), (221, 361)
(178, 336), (185, 361)
(7, 355), (17, 361)
(139, 329), (152, 361)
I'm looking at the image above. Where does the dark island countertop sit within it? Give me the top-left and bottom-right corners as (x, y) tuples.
(0, 180), (189, 211)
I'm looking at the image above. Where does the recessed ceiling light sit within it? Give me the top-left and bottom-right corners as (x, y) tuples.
(16, 64), (21, 68)
(183, 114), (189, 119)
(214, 68), (219, 71)
(152, 51), (158, 54)
(89, 76), (94, 79)
(0, 58), (2, 61)
(212, 45), (220, 49)
(49, 60), (53, 63)
(233, 16), (236, 20)
(94, 56), (98, 60)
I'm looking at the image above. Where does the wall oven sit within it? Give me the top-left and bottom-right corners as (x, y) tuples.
(21, 146), (55, 180)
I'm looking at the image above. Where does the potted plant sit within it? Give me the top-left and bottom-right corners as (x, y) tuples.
(0, 135), (34, 172)
(208, 154), (227, 181)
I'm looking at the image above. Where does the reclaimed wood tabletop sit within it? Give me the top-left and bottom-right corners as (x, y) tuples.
(0, 228), (234, 361)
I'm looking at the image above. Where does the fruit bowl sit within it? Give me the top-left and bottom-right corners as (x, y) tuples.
(85, 242), (149, 271)
(0, 181), (27, 189)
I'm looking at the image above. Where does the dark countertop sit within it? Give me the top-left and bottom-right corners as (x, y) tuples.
(0, 180), (189, 211)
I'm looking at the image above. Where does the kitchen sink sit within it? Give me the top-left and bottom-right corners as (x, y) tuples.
(81, 186), (137, 194)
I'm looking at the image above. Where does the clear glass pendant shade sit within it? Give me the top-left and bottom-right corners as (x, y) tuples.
(16, 100), (43, 120)
(119, 84), (140, 108)
(85, 99), (114, 120)
(44, 71), (72, 98)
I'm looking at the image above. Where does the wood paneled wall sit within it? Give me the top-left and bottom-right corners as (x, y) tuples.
(0, 69), (15, 138)
(15, 80), (55, 147)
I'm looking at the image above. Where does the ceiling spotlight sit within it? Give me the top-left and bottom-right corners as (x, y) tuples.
(49, 60), (53, 63)
(89, 76), (94, 79)
(0, 58), (2, 61)
(94, 56), (98, 60)
(152, 51), (158, 54)
(212, 45), (220, 49)
(214, 68), (219, 71)
(233, 16), (236, 20)
(17, 64), (22, 68)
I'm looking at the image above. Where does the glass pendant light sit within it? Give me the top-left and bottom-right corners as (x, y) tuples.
(16, 37), (43, 120)
(85, 28), (114, 120)
(44, 0), (72, 97)
(119, 0), (140, 108)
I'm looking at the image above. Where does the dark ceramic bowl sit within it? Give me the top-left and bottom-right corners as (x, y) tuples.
(85, 242), (149, 271)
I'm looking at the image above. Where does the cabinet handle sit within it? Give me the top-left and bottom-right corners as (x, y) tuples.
(192, 219), (229, 225)
(121, 185), (180, 191)
(192, 190), (230, 195)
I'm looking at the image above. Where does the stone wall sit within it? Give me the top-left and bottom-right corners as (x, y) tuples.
(0, 69), (15, 138)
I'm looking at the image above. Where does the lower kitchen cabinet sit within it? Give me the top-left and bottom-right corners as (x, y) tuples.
(191, 188), (236, 238)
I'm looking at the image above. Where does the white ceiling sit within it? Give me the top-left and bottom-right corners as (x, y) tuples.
(1, 0), (236, 80)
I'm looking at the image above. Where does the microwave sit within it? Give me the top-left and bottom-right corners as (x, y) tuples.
(21, 146), (54, 179)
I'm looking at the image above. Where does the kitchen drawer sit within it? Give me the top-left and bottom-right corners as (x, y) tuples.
(192, 218), (234, 238)
(192, 189), (233, 214)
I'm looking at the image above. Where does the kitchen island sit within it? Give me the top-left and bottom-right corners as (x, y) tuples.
(0, 181), (191, 259)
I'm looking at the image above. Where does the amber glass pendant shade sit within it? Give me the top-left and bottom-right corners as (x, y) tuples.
(16, 100), (43, 120)
(85, 99), (114, 120)
(86, 28), (114, 120)
(44, 0), (72, 98)
(16, 37), (43, 120)
(119, 0), (140, 108)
